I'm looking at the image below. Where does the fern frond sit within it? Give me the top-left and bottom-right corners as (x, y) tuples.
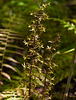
(0, 29), (24, 85)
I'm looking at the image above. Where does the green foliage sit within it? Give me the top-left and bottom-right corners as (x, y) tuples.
(0, 0), (39, 33)
(0, 0), (76, 99)
(0, 29), (23, 86)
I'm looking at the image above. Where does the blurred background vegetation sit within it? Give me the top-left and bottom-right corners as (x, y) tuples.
(0, 0), (76, 99)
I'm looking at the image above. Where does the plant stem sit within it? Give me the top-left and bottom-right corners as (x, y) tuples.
(29, 34), (36, 100)
(63, 45), (76, 100)
(28, 61), (32, 100)
(41, 70), (47, 100)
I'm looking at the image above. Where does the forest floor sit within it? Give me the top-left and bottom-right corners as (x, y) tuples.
(52, 78), (76, 100)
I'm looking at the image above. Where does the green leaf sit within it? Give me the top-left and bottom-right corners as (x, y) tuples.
(4, 57), (18, 63)
(75, 30), (76, 34)
(64, 22), (70, 27)
(0, 34), (7, 37)
(0, 47), (5, 50)
(7, 44), (23, 50)
(11, 75), (21, 80)
(0, 38), (6, 41)
(0, 41), (6, 45)
(36, 79), (44, 86)
(6, 97), (22, 100)
(8, 37), (23, 40)
(0, 53), (3, 56)
(18, 2), (24, 6)
(68, 24), (75, 30)
(14, 67), (22, 76)
(0, 81), (3, 85)
(63, 48), (75, 54)
(2, 72), (11, 80)
(9, 33), (22, 37)
(3, 64), (16, 72)
(6, 50), (23, 55)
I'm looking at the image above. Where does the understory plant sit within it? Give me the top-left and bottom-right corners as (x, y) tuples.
(22, 0), (60, 100)
(0, 29), (23, 89)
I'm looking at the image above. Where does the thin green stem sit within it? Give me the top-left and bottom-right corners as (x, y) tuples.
(63, 44), (76, 100)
